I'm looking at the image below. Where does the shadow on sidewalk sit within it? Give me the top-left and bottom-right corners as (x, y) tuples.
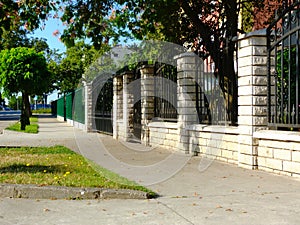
(35, 114), (56, 119)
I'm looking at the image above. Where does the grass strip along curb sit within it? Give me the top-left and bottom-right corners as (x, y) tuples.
(5, 116), (38, 133)
(0, 146), (157, 199)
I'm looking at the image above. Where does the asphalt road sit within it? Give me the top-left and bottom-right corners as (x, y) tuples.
(0, 111), (20, 133)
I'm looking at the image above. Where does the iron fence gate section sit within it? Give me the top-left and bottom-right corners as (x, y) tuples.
(267, 0), (300, 129)
(154, 62), (178, 121)
(95, 78), (113, 134)
(195, 54), (237, 126)
(133, 69), (141, 139)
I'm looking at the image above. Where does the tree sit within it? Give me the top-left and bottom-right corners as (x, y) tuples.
(55, 0), (284, 124)
(0, 47), (52, 129)
(8, 95), (22, 110)
(59, 0), (122, 49)
(0, 0), (58, 50)
(0, 91), (4, 106)
(109, 0), (281, 124)
(55, 42), (108, 92)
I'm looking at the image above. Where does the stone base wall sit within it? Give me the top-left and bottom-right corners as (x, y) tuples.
(57, 115), (64, 122)
(116, 120), (126, 141)
(148, 122), (179, 150)
(148, 122), (240, 164)
(187, 125), (239, 164)
(254, 130), (300, 177)
(66, 119), (85, 130)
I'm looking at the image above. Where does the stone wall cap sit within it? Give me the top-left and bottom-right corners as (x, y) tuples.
(148, 121), (178, 129)
(237, 29), (267, 41)
(174, 52), (199, 60)
(254, 130), (300, 142)
(186, 124), (239, 134)
(139, 64), (155, 69)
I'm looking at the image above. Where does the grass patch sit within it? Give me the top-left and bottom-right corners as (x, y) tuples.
(6, 116), (38, 134)
(0, 146), (156, 196)
(32, 108), (51, 114)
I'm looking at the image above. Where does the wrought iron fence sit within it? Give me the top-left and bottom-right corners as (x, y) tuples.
(95, 78), (113, 134)
(267, 0), (300, 129)
(154, 62), (178, 121)
(195, 54), (237, 126)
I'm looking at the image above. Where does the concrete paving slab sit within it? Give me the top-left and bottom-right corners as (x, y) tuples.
(1, 116), (300, 224)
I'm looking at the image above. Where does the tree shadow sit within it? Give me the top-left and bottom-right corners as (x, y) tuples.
(36, 114), (56, 119)
(0, 164), (65, 174)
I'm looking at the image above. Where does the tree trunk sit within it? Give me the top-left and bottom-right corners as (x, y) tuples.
(44, 94), (47, 107)
(20, 92), (30, 130)
(24, 92), (32, 119)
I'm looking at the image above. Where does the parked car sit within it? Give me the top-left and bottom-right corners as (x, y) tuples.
(0, 106), (12, 111)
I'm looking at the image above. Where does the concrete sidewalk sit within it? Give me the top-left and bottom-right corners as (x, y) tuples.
(1, 116), (300, 224)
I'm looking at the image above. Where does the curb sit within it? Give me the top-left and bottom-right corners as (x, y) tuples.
(0, 184), (151, 200)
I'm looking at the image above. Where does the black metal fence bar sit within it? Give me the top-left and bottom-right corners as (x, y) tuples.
(94, 78), (113, 134)
(196, 58), (212, 124)
(267, 1), (300, 129)
(195, 52), (237, 126)
(154, 62), (178, 121)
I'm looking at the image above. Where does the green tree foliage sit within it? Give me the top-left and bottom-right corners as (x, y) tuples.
(8, 95), (22, 110)
(55, 42), (107, 92)
(60, 0), (124, 49)
(0, 47), (52, 129)
(0, 0), (59, 50)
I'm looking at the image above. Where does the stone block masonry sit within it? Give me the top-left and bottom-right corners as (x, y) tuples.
(77, 28), (300, 180)
(255, 130), (300, 177)
(237, 30), (269, 169)
(140, 65), (155, 146)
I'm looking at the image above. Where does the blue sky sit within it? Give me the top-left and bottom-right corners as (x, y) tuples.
(30, 17), (66, 53)
(30, 17), (66, 104)
(29, 16), (139, 104)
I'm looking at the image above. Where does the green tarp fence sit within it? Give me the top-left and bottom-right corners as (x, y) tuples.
(54, 87), (85, 124)
(73, 87), (85, 124)
(66, 92), (73, 120)
(57, 96), (65, 118)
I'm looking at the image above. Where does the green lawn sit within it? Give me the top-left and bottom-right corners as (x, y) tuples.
(0, 146), (155, 196)
(6, 116), (38, 133)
